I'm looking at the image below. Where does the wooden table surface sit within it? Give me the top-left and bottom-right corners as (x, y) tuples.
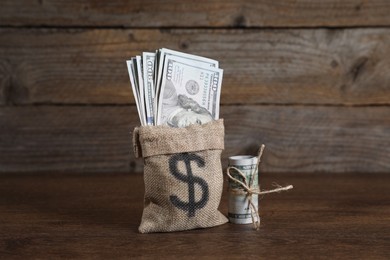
(0, 172), (389, 259)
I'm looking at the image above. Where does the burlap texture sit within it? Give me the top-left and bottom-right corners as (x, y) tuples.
(133, 119), (228, 233)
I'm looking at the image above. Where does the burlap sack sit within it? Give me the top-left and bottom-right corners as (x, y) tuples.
(133, 119), (228, 233)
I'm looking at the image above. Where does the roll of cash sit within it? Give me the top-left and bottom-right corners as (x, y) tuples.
(228, 155), (259, 224)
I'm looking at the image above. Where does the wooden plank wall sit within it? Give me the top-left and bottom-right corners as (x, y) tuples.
(0, 1), (389, 174)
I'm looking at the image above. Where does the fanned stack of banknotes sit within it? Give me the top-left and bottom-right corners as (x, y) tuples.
(126, 48), (223, 128)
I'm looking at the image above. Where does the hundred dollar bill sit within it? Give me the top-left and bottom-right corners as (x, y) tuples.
(156, 55), (223, 127)
(154, 48), (219, 114)
(134, 56), (146, 125)
(228, 156), (259, 224)
(142, 52), (156, 125)
(126, 60), (144, 125)
(155, 48), (219, 87)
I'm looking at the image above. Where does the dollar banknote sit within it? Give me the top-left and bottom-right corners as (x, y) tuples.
(134, 56), (146, 124)
(126, 60), (145, 125)
(154, 48), (219, 100)
(142, 52), (156, 125)
(126, 48), (223, 127)
(156, 55), (223, 127)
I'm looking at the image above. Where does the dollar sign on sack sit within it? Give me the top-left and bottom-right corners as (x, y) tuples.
(169, 153), (209, 217)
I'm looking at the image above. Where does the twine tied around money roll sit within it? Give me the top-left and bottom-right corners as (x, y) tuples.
(226, 145), (293, 230)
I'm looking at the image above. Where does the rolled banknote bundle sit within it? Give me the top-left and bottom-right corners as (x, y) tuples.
(227, 155), (259, 224)
(227, 145), (293, 230)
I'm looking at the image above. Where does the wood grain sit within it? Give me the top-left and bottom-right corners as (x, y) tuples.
(1, 28), (390, 106)
(1, 0), (390, 27)
(0, 172), (389, 258)
(1, 105), (389, 174)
